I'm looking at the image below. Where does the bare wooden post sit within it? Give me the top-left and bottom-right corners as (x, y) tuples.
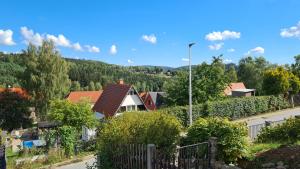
(209, 137), (217, 169)
(147, 144), (155, 169)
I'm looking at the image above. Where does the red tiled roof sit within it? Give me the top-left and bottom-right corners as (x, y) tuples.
(0, 88), (30, 98)
(224, 82), (246, 95)
(67, 91), (102, 104)
(92, 84), (132, 117)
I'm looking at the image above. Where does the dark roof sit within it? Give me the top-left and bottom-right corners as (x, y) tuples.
(37, 121), (61, 128)
(92, 83), (132, 117)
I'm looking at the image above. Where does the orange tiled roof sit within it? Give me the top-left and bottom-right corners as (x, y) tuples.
(0, 87), (30, 98)
(67, 91), (102, 104)
(224, 82), (246, 95)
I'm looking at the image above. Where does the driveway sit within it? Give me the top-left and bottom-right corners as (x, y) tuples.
(234, 107), (300, 126)
(55, 157), (96, 169)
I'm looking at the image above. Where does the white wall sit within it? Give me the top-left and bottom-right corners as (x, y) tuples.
(121, 95), (143, 106)
(82, 126), (96, 141)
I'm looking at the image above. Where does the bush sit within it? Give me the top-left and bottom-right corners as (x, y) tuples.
(162, 95), (290, 126)
(58, 125), (77, 157)
(97, 111), (182, 168)
(184, 117), (249, 163)
(256, 118), (300, 144)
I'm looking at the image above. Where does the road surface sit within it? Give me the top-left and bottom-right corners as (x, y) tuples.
(234, 107), (300, 126)
(56, 157), (96, 169)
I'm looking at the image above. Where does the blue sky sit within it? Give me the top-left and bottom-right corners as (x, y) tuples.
(1, 0), (300, 67)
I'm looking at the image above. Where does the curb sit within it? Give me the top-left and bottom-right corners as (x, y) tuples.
(39, 154), (95, 169)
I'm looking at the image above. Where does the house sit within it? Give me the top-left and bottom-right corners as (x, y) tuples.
(224, 82), (255, 97)
(139, 92), (166, 110)
(66, 90), (103, 106)
(92, 80), (147, 118)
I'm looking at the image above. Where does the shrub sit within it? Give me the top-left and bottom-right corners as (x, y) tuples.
(162, 95), (290, 126)
(256, 118), (300, 144)
(58, 125), (77, 157)
(184, 117), (249, 163)
(97, 111), (182, 168)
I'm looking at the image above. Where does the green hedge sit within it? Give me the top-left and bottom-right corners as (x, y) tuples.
(256, 117), (300, 144)
(161, 95), (290, 126)
(97, 112), (182, 169)
(184, 117), (249, 163)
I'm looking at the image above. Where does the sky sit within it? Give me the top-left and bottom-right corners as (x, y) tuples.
(1, 0), (300, 67)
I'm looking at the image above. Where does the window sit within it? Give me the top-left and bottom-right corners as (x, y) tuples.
(126, 105), (136, 111)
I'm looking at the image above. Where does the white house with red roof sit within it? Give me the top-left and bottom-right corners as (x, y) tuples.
(224, 82), (255, 97)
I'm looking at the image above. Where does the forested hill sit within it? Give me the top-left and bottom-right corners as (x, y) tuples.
(0, 52), (169, 92)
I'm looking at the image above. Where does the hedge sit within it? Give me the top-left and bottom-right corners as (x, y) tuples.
(161, 95), (290, 126)
(256, 117), (300, 144)
(184, 117), (249, 163)
(97, 112), (182, 168)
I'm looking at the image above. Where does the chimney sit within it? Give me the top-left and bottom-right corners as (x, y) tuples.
(118, 79), (124, 85)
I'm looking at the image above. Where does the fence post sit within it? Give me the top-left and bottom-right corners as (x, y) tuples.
(209, 137), (217, 169)
(147, 144), (155, 169)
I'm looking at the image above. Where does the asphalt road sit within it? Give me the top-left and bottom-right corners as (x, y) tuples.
(56, 157), (96, 169)
(234, 107), (300, 126)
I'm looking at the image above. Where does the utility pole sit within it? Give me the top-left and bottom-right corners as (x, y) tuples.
(188, 43), (195, 126)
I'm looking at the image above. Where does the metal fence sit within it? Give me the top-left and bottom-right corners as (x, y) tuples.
(97, 138), (217, 169)
(0, 145), (6, 169)
(248, 119), (285, 140)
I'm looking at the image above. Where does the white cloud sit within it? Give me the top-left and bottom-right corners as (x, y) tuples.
(127, 59), (134, 64)
(142, 34), (157, 44)
(0, 29), (15, 45)
(227, 48), (235, 52)
(110, 44), (117, 55)
(208, 43), (224, 50)
(245, 46), (265, 55)
(205, 30), (241, 41)
(20, 27), (43, 46)
(224, 59), (233, 64)
(280, 21), (300, 38)
(46, 34), (71, 47)
(72, 42), (83, 51)
(131, 48), (137, 52)
(85, 45), (100, 53)
(182, 58), (189, 62)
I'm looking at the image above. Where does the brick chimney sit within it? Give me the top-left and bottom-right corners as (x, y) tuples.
(118, 79), (124, 85)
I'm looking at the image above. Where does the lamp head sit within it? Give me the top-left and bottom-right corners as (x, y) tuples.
(188, 43), (196, 48)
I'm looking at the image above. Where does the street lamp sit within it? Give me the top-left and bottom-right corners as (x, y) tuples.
(188, 42), (195, 126)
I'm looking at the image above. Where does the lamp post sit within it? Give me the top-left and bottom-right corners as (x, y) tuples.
(188, 43), (195, 126)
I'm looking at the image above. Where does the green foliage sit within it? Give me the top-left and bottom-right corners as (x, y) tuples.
(226, 65), (238, 83)
(58, 125), (77, 157)
(238, 56), (269, 95)
(185, 117), (249, 163)
(165, 56), (228, 105)
(22, 41), (70, 118)
(0, 61), (24, 87)
(162, 95), (290, 126)
(206, 95), (290, 120)
(263, 67), (292, 95)
(256, 118), (300, 144)
(45, 129), (57, 150)
(48, 99), (97, 131)
(97, 112), (182, 168)
(0, 89), (32, 131)
(70, 81), (81, 91)
(88, 81), (95, 91)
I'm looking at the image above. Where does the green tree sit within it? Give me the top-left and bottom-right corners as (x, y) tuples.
(0, 89), (32, 131)
(70, 81), (81, 91)
(95, 82), (102, 90)
(291, 54), (300, 78)
(48, 99), (97, 132)
(88, 81), (95, 91)
(165, 56), (228, 105)
(237, 56), (269, 95)
(22, 41), (71, 118)
(225, 65), (238, 83)
(263, 67), (291, 95)
(59, 125), (77, 157)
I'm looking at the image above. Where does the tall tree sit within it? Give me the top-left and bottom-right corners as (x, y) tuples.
(22, 41), (70, 119)
(291, 54), (300, 78)
(237, 56), (268, 95)
(225, 65), (238, 83)
(95, 82), (102, 90)
(0, 89), (32, 131)
(165, 56), (228, 105)
(70, 81), (81, 91)
(88, 81), (96, 91)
